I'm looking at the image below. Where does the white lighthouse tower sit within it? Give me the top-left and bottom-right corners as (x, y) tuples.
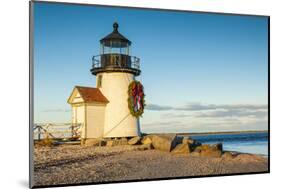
(68, 23), (142, 141)
(91, 22), (141, 138)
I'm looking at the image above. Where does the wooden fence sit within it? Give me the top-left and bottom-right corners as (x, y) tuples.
(33, 123), (82, 140)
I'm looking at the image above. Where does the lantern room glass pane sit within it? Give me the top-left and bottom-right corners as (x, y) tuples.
(101, 44), (130, 55)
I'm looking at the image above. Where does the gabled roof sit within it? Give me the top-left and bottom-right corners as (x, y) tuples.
(68, 86), (109, 104)
(100, 22), (131, 47)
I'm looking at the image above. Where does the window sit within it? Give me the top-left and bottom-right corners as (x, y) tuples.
(97, 75), (102, 88)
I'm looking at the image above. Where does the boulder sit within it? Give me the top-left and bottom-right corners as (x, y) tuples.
(193, 141), (202, 147)
(196, 143), (222, 151)
(182, 138), (194, 145)
(190, 151), (201, 157)
(84, 139), (106, 146)
(106, 138), (128, 147)
(195, 144), (209, 151)
(222, 152), (234, 159)
(175, 135), (184, 143)
(80, 138), (86, 145)
(151, 134), (183, 152)
(212, 143), (223, 151)
(234, 154), (265, 162)
(193, 147), (202, 153)
(200, 149), (222, 158)
(118, 138), (128, 145)
(106, 140), (114, 147)
(182, 138), (201, 151)
(128, 136), (141, 145)
(100, 140), (107, 146)
(191, 143), (201, 151)
(171, 143), (191, 154)
(141, 136), (153, 145)
(195, 144), (222, 158)
(135, 143), (153, 151)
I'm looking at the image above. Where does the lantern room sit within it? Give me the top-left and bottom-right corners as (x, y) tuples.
(100, 22), (131, 55)
(91, 22), (141, 76)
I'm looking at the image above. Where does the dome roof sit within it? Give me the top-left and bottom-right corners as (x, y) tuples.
(100, 22), (131, 47)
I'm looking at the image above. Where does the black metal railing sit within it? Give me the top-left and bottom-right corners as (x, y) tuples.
(92, 54), (140, 70)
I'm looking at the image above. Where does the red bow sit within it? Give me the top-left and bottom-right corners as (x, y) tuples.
(132, 83), (144, 110)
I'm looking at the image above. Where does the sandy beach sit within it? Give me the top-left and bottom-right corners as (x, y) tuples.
(33, 144), (268, 187)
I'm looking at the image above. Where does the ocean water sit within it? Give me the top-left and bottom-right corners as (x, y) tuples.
(190, 132), (268, 157)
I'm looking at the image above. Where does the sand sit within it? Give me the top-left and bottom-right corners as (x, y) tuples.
(33, 144), (268, 187)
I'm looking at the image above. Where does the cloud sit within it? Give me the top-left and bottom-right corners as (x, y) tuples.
(194, 109), (268, 118)
(42, 108), (71, 112)
(143, 102), (268, 133)
(142, 121), (182, 127)
(160, 105), (267, 121)
(161, 113), (191, 118)
(175, 103), (217, 111)
(145, 104), (173, 111)
(141, 118), (268, 133)
(146, 102), (267, 111)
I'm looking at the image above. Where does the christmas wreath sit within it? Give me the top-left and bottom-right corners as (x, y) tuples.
(128, 81), (145, 117)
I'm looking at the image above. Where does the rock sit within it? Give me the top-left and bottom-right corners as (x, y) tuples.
(118, 138), (128, 145)
(84, 139), (106, 146)
(128, 136), (141, 145)
(106, 138), (128, 147)
(171, 143), (191, 154)
(200, 149), (222, 158)
(135, 143), (153, 151)
(190, 151), (201, 157)
(190, 143), (201, 151)
(182, 138), (194, 145)
(196, 144), (209, 150)
(80, 139), (85, 145)
(141, 136), (153, 145)
(106, 140), (114, 147)
(143, 143), (153, 150)
(234, 154), (265, 162)
(193, 147), (201, 153)
(194, 144), (222, 158)
(182, 138), (201, 151)
(175, 135), (184, 144)
(196, 143), (223, 151)
(222, 152), (234, 159)
(100, 140), (106, 146)
(37, 137), (55, 146)
(151, 134), (182, 152)
(194, 141), (202, 147)
(212, 143), (223, 151)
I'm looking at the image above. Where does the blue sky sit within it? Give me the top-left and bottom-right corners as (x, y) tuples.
(34, 2), (268, 133)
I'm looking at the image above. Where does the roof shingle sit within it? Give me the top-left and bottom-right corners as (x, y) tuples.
(75, 86), (109, 103)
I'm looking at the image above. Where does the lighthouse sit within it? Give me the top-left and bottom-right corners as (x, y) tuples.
(68, 22), (143, 141)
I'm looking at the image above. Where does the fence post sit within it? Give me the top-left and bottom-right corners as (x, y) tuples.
(38, 126), (41, 140)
